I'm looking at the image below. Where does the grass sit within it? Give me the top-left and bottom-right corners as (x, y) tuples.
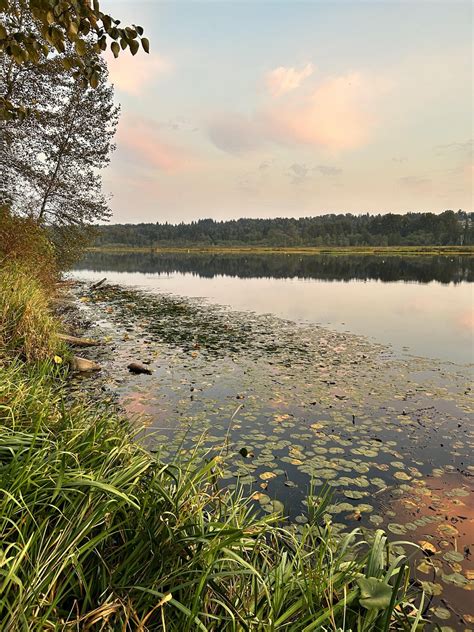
(0, 258), (425, 630)
(88, 244), (474, 257)
(0, 263), (61, 362)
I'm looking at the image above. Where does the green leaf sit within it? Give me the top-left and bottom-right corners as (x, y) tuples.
(357, 577), (393, 610)
(111, 41), (120, 58)
(129, 39), (139, 55)
(75, 39), (87, 56)
(90, 71), (99, 89)
(141, 37), (150, 54)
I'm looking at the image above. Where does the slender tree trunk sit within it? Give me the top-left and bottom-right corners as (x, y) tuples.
(38, 92), (80, 221)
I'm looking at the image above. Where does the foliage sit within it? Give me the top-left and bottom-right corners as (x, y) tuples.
(93, 210), (474, 248)
(1, 31), (118, 229)
(0, 352), (424, 630)
(0, 261), (60, 361)
(0, 0), (147, 118)
(0, 206), (57, 283)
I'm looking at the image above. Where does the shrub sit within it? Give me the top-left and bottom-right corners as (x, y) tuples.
(0, 207), (58, 287)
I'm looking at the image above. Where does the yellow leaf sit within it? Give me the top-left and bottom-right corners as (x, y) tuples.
(53, 355), (63, 364)
(418, 540), (438, 556)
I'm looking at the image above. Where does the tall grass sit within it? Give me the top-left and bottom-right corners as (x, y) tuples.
(0, 262), (60, 362)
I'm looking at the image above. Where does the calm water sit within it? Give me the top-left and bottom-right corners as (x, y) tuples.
(74, 252), (473, 364)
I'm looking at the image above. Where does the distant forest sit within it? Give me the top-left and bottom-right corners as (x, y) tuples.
(94, 210), (474, 247)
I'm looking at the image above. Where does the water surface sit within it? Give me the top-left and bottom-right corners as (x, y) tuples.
(74, 252), (474, 364)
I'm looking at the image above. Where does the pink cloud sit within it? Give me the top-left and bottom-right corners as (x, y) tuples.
(265, 63), (314, 96)
(107, 51), (172, 96)
(209, 71), (390, 153)
(117, 116), (193, 172)
(266, 72), (383, 151)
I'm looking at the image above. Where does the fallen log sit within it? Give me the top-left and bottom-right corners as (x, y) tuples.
(58, 333), (100, 347)
(91, 277), (107, 289)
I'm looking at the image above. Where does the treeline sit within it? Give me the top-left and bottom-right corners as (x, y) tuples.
(76, 251), (474, 285)
(94, 210), (474, 247)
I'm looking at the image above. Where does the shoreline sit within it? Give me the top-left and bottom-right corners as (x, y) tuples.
(87, 245), (474, 256)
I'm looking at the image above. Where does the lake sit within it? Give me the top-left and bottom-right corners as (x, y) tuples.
(71, 251), (474, 627)
(74, 251), (474, 364)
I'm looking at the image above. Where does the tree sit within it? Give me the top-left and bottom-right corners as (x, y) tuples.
(6, 52), (118, 226)
(0, 0), (146, 221)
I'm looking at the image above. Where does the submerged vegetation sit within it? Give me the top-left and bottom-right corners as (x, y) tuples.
(0, 218), (427, 630)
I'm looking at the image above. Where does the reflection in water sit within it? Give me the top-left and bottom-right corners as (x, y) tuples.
(73, 252), (474, 364)
(76, 252), (474, 284)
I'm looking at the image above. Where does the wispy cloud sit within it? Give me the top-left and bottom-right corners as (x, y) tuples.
(287, 162), (342, 184)
(265, 63), (314, 96)
(434, 138), (473, 155)
(117, 115), (193, 171)
(208, 113), (263, 154)
(288, 163), (310, 184)
(316, 164), (342, 176)
(399, 175), (432, 189)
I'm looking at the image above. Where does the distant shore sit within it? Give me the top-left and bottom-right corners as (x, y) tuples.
(88, 245), (474, 256)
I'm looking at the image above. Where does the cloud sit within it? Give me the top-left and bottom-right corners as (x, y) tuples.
(116, 116), (193, 172)
(287, 163), (342, 184)
(434, 138), (473, 155)
(316, 164), (342, 176)
(288, 163), (310, 184)
(266, 63), (314, 96)
(266, 72), (384, 151)
(107, 51), (172, 96)
(208, 71), (390, 154)
(399, 175), (432, 189)
(208, 113), (263, 153)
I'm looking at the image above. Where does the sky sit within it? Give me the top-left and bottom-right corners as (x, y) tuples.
(101, 1), (473, 224)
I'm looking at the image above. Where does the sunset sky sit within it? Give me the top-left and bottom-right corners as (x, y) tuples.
(102, 1), (472, 224)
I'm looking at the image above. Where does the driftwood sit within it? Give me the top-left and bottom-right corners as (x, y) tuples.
(58, 333), (100, 347)
(128, 362), (153, 375)
(71, 356), (101, 372)
(91, 277), (107, 289)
